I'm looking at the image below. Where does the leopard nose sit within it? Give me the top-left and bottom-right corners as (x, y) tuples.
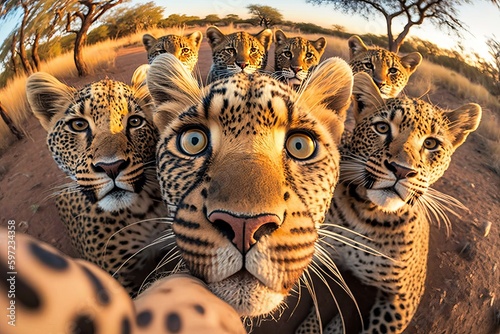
(93, 159), (129, 179)
(237, 62), (248, 69)
(292, 66), (302, 74)
(385, 160), (417, 180)
(209, 212), (281, 254)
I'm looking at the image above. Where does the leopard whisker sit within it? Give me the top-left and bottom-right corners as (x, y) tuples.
(301, 268), (323, 333)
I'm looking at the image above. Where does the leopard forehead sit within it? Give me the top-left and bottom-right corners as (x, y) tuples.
(352, 48), (402, 67)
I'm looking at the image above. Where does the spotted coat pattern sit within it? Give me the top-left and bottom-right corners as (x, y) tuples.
(206, 26), (273, 84)
(26, 68), (170, 295)
(296, 73), (481, 334)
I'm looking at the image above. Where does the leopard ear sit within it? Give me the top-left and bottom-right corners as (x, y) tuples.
(131, 64), (151, 106)
(188, 31), (203, 51)
(312, 37), (327, 56)
(26, 72), (75, 131)
(206, 26), (226, 49)
(348, 35), (368, 60)
(444, 103), (482, 148)
(400, 52), (422, 74)
(147, 53), (202, 131)
(142, 34), (157, 52)
(297, 57), (353, 142)
(255, 29), (273, 50)
(274, 29), (287, 45)
(351, 72), (385, 122)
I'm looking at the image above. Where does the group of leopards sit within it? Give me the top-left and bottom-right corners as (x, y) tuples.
(0, 26), (481, 334)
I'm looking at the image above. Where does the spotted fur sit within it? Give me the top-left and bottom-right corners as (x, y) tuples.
(206, 26), (272, 84)
(273, 29), (327, 89)
(26, 67), (169, 295)
(348, 35), (422, 98)
(296, 72), (481, 333)
(147, 53), (353, 318)
(142, 31), (203, 72)
(0, 229), (246, 334)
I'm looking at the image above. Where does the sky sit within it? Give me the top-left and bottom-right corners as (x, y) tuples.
(0, 0), (499, 64)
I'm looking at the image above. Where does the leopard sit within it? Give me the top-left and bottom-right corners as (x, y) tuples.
(142, 31), (203, 72)
(348, 35), (422, 99)
(273, 29), (327, 89)
(205, 26), (272, 84)
(146, 53), (354, 319)
(26, 66), (170, 296)
(0, 228), (246, 334)
(296, 72), (482, 334)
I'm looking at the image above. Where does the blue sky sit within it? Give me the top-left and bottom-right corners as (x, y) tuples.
(1, 0), (499, 63)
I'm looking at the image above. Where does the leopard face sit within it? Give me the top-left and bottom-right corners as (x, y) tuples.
(147, 54), (353, 317)
(273, 29), (326, 88)
(142, 31), (203, 72)
(348, 35), (422, 98)
(206, 26), (272, 83)
(348, 72), (481, 212)
(27, 67), (157, 213)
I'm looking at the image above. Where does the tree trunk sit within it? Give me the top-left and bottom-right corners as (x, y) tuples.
(74, 29), (89, 77)
(10, 34), (19, 75)
(31, 31), (41, 71)
(0, 102), (24, 140)
(19, 1), (33, 75)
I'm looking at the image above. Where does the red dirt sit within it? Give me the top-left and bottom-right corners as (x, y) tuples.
(0, 42), (498, 334)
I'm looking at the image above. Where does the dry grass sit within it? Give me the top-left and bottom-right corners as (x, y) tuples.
(477, 111), (500, 174)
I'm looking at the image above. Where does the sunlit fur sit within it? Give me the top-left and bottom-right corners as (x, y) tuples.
(297, 72), (481, 333)
(26, 66), (169, 295)
(273, 29), (327, 89)
(348, 35), (422, 98)
(147, 53), (353, 318)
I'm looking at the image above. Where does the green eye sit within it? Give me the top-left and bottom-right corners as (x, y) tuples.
(179, 128), (208, 156)
(374, 122), (390, 134)
(286, 133), (316, 160)
(68, 118), (89, 132)
(128, 115), (144, 128)
(423, 137), (439, 150)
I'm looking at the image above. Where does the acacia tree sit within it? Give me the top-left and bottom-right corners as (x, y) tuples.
(66, 0), (125, 76)
(307, 0), (472, 53)
(247, 4), (283, 28)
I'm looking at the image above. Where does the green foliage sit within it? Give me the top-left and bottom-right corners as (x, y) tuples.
(104, 1), (164, 39)
(247, 4), (283, 28)
(159, 14), (201, 28)
(88, 25), (110, 45)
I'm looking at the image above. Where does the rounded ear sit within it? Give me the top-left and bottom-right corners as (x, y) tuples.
(147, 53), (201, 132)
(351, 72), (385, 122)
(26, 72), (75, 131)
(274, 29), (287, 45)
(142, 34), (156, 52)
(206, 26), (226, 49)
(188, 31), (203, 51)
(312, 37), (327, 56)
(348, 35), (368, 60)
(255, 29), (273, 50)
(400, 52), (423, 74)
(444, 103), (482, 148)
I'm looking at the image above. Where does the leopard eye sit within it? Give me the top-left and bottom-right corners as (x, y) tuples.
(179, 128), (208, 156)
(373, 121), (390, 134)
(128, 115), (144, 128)
(68, 118), (89, 132)
(286, 132), (316, 160)
(423, 137), (440, 150)
(182, 47), (190, 53)
(284, 51), (292, 58)
(306, 52), (313, 58)
(389, 67), (398, 74)
(250, 47), (257, 53)
(226, 47), (236, 54)
(363, 62), (373, 70)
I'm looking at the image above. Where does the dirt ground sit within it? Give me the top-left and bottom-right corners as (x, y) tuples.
(0, 42), (499, 334)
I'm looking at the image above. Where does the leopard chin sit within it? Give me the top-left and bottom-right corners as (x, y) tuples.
(208, 270), (286, 317)
(97, 189), (138, 212)
(366, 188), (407, 212)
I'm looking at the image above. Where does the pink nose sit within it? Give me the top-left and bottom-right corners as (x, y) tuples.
(209, 212), (281, 253)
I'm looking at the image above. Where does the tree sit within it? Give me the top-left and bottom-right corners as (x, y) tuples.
(485, 37), (500, 95)
(204, 14), (220, 25)
(247, 4), (283, 28)
(65, 0), (125, 76)
(104, 2), (164, 39)
(307, 0), (473, 53)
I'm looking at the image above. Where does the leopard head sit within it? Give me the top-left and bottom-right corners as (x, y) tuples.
(26, 66), (158, 212)
(346, 72), (481, 212)
(348, 35), (422, 98)
(274, 29), (326, 88)
(206, 26), (272, 83)
(147, 53), (352, 317)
